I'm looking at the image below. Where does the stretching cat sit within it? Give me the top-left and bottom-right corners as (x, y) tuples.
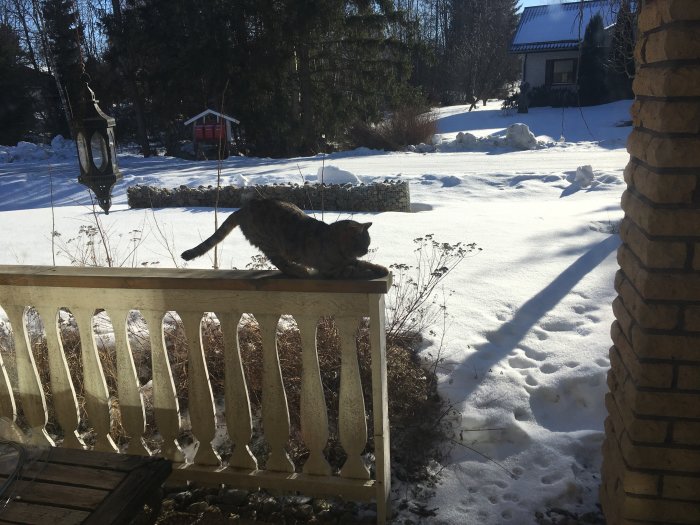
(181, 198), (389, 279)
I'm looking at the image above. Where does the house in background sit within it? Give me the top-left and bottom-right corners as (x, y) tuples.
(509, 0), (616, 91)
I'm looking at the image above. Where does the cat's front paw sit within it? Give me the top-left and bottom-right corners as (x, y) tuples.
(347, 263), (389, 279)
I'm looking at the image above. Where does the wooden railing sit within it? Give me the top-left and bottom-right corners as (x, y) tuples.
(0, 266), (391, 523)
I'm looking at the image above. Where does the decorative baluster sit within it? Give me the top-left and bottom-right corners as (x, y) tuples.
(337, 317), (369, 480)
(35, 306), (84, 449)
(219, 311), (257, 470)
(298, 316), (331, 476)
(0, 346), (17, 426)
(369, 296), (391, 525)
(110, 308), (149, 456)
(256, 314), (294, 473)
(142, 310), (184, 463)
(180, 312), (220, 466)
(72, 307), (117, 452)
(5, 305), (54, 447)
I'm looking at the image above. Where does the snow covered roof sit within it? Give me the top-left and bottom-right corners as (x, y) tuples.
(510, 0), (617, 54)
(184, 109), (240, 126)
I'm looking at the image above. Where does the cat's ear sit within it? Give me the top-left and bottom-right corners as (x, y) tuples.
(362, 222), (372, 231)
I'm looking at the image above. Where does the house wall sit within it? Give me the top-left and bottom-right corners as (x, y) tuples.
(523, 50), (579, 88)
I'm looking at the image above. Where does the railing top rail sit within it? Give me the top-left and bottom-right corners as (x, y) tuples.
(0, 265), (392, 294)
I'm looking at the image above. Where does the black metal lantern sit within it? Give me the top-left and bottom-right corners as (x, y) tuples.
(74, 80), (121, 214)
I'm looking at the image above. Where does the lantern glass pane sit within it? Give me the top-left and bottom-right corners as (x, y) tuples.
(90, 132), (108, 171)
(77, 132), (90, 172)
(107, 128), (117, 166)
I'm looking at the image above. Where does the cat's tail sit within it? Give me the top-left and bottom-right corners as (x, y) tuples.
(181, 211), (240, 261)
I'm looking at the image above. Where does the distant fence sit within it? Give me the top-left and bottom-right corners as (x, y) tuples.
(127, 181), (411, 213)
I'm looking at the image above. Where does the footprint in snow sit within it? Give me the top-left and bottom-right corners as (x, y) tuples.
(540, 363), (558, 374)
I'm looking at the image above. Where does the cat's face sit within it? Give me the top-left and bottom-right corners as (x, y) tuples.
(333, 220), (372, 257)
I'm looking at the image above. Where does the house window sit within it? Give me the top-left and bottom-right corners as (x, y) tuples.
(546, 59), (577, 85)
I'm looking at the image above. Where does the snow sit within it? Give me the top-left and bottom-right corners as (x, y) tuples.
(317, 165), (361, 185)
(0, 99), (633, 523)
(572, 164), (595, 188)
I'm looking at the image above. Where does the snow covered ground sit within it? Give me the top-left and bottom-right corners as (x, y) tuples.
(0, 100), (632, 523)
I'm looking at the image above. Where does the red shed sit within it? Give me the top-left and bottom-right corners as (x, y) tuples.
(184, 109), (241, 158)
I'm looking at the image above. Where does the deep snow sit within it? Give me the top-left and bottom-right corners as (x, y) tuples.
(0, 100), (632, 524)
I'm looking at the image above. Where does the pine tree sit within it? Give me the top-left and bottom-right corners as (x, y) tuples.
(606, 0), (635, 101)
(577, 14), (607, 106)
(41, 0), (85, 137)
(0, 24), (35, 145)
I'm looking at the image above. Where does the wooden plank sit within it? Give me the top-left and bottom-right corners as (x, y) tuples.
(0, 501), (89, 525)
(170, 464), (376, 501)
(4, 480), (108, 510)
(0, 265), (392, 294)
(39, 447), (148, 471)
(84, 456), (170, 525)
(0, 462), (125, 490)
(3, 286), (374, 319)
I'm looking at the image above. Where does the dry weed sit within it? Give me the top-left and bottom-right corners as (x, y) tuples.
(349, 107), (438, 151)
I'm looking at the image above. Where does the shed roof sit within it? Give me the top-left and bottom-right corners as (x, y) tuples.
(510, 0), (617, 54)
(184, 109), (240, 126)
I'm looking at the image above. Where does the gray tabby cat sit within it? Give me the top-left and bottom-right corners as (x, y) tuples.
(181, 198), (389, 279)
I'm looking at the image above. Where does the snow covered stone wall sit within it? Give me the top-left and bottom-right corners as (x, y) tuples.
(601, 3), (700, 525)
(127, 180), (411, 212)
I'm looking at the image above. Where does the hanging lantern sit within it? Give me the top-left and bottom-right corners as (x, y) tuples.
(74, 80), (121, 214)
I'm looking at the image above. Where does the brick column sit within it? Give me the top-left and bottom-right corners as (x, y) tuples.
(600, 1), (700, 524)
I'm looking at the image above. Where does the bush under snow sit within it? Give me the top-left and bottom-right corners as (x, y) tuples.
(0, 135), (76, 163)
(409, 123), (540, 153)
(317, 165), (361, 185)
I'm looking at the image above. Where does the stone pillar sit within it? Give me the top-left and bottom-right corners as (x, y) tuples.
(600, 1), (700, 524)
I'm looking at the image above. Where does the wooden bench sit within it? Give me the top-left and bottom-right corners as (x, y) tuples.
(0, 445), (170, 525)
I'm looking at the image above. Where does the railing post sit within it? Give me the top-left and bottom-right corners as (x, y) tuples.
(110, 307), (149, 455)
(180, 311), (220, 466)
(35, 305), (84, 449)
(338, 316), (370, 481)
(4, 306), (53, 447)
(143, 309), (184, 463)
(369, 295), (390, 524)
(72, 307), (118, 452)
(256, 313), (294, 473)
(299, 315), (331, 477)
(220, 310), (257, 470)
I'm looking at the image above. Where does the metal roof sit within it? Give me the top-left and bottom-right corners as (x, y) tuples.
(184, 109), (240, 126)
(510, 0), (617, 54)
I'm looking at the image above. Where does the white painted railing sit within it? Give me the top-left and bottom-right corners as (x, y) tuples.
(0, 266), (391, 523)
